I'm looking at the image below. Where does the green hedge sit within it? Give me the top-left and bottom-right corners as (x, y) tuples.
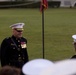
(0, 1), (61, 8)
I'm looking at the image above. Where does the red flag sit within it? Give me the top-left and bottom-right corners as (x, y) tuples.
(40, 0), (48, 12)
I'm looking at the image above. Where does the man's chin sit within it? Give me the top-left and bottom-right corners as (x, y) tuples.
(18, 35), (22, 38)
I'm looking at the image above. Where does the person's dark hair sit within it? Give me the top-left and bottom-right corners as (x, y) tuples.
(71, 55), (76, 59)
(0, 66), (21, 75)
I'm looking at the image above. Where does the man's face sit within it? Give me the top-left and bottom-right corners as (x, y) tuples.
(13, 29), (23, 38)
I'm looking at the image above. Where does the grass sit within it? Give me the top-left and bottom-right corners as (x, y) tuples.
(0, 8), (76, 62)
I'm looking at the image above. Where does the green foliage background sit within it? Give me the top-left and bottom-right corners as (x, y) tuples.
(0, 8), (76, 62)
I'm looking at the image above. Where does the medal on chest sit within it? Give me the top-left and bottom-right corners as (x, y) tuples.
(21, 42), (27, 48)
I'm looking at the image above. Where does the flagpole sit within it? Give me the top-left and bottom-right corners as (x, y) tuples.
(42, 3), (45, 59)
(40, 0), (48, 59)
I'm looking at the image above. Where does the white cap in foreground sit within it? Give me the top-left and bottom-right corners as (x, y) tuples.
(40, 59), (76, 75)
(22, 59), (54, 75)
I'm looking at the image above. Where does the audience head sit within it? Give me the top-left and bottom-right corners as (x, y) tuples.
(0, 66), (21, 75)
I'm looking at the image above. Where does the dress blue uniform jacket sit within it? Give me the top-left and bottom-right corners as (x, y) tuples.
(1, 35), (29, 68)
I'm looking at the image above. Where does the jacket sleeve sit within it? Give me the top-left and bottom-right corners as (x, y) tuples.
(1, 38), (10, 66)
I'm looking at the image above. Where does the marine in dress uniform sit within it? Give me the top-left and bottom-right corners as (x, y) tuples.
(1, 23), (29, 68)
(71, 35), (76, 59)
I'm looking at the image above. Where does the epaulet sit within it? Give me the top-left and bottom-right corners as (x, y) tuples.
(5, 37), (11, 40)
